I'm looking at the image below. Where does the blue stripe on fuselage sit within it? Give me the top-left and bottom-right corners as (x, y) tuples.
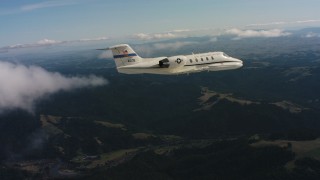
(113, 53), (137, 58)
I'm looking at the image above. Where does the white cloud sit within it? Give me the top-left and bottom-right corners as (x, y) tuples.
(134, 33), (152, 40)
(0, 61), (107, 113)
(4, 39), (63, 49)
(226, 28), (291, 39)
(2, 37), (109, 50)
(154, 33), (176, 39)
(79, 37), (109, 42)
(305, 32), (320, 38)
(133, 32), (176, 40)
(131, 28), (226, 42)
(153, 41), (196, 50)
(246, 20), (320, 27)
(133, 29), (193, 41)
(295, 20), (320, 24)
(36, 39), (62, 45)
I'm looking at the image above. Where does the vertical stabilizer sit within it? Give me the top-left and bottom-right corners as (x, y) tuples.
(109, 44), (142, 68)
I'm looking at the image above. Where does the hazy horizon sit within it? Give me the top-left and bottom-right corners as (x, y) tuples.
(1, 0), (320, 47)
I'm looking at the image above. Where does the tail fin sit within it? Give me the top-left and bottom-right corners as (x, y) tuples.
(108, 44), (142, 68)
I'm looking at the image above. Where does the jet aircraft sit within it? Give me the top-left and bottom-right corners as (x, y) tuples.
(98, 44), (243, 74)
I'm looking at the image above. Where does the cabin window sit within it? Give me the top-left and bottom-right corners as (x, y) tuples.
(211, 56), (214, 60)
(201, 58), (203, 61)
(206, 57), (209, 60)
(196, 58), (198, 62)
(190, 59), (193, 63)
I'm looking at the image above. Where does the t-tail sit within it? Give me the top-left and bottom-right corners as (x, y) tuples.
(101, 44), (142, 68)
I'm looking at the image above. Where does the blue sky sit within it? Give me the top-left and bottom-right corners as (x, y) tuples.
(1, 0), (320, 47)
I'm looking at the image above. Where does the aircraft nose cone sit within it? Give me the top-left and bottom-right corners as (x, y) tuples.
(232, 58), (243, 63)
(234, 58), (243, 68)
(239, 60), (243, 68)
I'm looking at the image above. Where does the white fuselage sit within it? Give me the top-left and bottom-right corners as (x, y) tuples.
(101, 44), (243, 75)
(117, 52), (243, 75)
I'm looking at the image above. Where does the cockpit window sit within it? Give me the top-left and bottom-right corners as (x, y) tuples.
(223, 53), (229, 57)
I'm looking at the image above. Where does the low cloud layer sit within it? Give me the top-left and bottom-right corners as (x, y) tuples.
(133, 32), (176, 40)
(132, 27), (294, 42)
(0, 61), (107, 113)
(2, 37), (109, 50)
(305, 32), (320, 38)
(132, 28), (199, 41)
(246, 20), (320, 27)
(226, 28), (291, 39)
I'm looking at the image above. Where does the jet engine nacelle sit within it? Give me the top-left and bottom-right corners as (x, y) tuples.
(159, 56), (186, 68)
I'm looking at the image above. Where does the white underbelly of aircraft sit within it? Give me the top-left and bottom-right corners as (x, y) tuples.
(208, 62), (243, 71)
